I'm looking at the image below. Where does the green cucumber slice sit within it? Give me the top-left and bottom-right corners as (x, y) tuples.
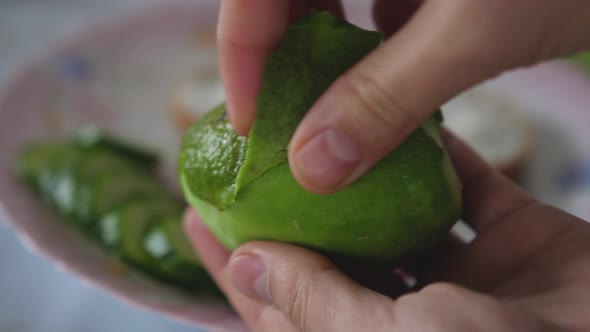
(16, 143), (66, 185)
(35, 145), (86, 218)
(74, 126), (158, 168)
(145, 217), (200, 264)
(99, 199), (181, 267)
(70, 150), (149, 225)
(87, 173), (172, 220)
(17, 136), (222, 295)
(144, 217), (221, 292)
(76, 149), (142, 181)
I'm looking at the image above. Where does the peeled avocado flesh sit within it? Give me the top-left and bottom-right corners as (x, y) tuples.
(179, 12), (462, 263)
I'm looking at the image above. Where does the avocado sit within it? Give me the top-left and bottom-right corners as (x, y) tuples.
(179, 11), (462, 263)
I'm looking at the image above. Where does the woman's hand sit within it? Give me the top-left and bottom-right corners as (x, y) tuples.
(218, 0), (590, 194)
(183, 133), (590, 331)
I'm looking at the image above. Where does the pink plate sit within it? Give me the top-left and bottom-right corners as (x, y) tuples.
(0, 2), (589, 332)
(0, 2), (246, 331)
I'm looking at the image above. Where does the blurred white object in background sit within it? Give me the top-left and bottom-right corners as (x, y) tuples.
(443, 86), (536, 179)
(170, 60), (225, 134)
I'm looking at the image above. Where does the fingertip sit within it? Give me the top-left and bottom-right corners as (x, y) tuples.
(288, 128), (362, 195)
(218, 46), (265, 136)
(227, 253), (271, 303)
(225, 102), (253, 137)
(288, 161), (351, 195)
(217, 0), (292, 137)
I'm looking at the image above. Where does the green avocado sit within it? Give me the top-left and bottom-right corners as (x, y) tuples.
(179, 12), (462, 263)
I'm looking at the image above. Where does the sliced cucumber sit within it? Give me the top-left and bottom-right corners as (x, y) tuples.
(76, 149), (142, 181)
(35, 145), (86, 218)
(144, 217), (221, 292)
(70, 150), (148, 226)
(17, 135), (223, 295)
(99, 199), (181, 267)
(143, 222), (174, 260)
(74, 126), (158, 168)
(88, 173), (173, 221)
(16, 143), (66, 184)
(144, 217), (201, 281)
(144, 225), (198, 284)
(96, 178), (166, 215)
(145, 217), (200, 264)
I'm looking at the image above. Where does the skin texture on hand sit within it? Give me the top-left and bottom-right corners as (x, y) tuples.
(184, 134), (590, 332)
(218, 0), (590, 194)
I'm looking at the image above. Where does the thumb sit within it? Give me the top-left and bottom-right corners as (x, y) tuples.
(288, 0), (517, 194)
(227, 242), (396, 332)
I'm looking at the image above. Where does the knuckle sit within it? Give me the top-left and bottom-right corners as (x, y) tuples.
(395, 291), (451, 331)
(288, 276), (313, 330)
(270, 267), (314, 330)
(344, 68), (414, 135)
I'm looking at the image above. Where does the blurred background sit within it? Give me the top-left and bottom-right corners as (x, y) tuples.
(1, 1), (590, 332)
(1, 2), (204, 332)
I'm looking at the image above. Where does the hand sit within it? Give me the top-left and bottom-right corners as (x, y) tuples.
(183, 133), (590, 332)
(218, 0), (590, 194)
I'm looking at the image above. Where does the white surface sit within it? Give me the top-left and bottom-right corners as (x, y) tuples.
(444, 89), (535, 167)
(0, 1), (207, 331)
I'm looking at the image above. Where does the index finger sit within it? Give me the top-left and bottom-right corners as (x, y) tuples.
(218, 0), (343, 136)
(184, 209), (297, 332)
(218, 0), (291, 136)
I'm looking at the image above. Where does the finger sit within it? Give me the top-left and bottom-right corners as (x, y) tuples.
(288, 0), (516, 194)
(442, 129), (534, 231)
(425, 206), (578, 292)
(183, 209), (298, 332)
(393, 283), (543, 331)
(425, 133), (580, 290)
(218, 0), (342, 136)
(183, 209), (231, 284)
(373, 0), (422, 37)
(226, 241), (397, 331)
(218, 0), (291, 136)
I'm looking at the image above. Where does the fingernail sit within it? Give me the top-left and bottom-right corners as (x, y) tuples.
(294, 129), (361, 191)
(230, 255), (270, 303)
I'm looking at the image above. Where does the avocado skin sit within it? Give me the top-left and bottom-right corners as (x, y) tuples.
(180, 116), (461, 263)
